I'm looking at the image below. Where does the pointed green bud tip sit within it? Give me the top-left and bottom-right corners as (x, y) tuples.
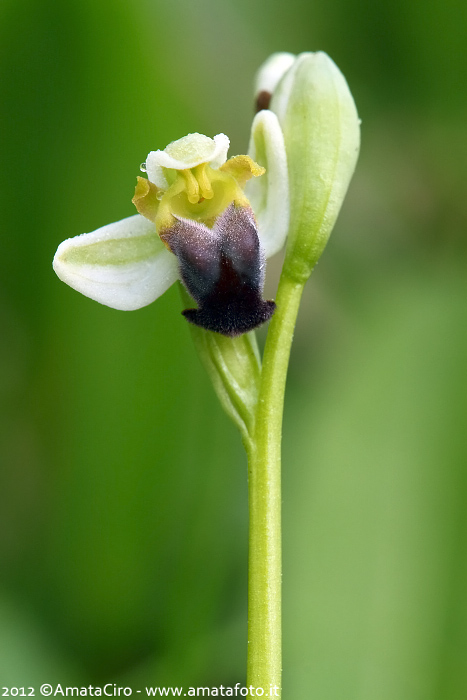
(258, 51), (361, 282)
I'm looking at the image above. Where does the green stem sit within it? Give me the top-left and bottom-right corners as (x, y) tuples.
(246, 271), (305, 697)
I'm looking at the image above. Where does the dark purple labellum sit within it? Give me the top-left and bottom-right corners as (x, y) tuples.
(161, 203), (276, 337)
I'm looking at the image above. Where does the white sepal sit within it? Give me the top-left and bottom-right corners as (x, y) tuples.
(245, 110), (289, 258)
(254, 52), (296, 99)
(53, 214), (179, 310)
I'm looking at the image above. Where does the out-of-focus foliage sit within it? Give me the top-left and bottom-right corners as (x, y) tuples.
(0, 0), (466, 695)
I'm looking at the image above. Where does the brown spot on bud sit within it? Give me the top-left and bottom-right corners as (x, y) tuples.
(255, 90), (272, 113)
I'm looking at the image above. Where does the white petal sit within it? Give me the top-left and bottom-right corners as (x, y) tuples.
(146, 133), (230, 187)
(53, 215), (179, 311)
(254, 53), (296, 99)
(245, 110), (289, 258)
(209, 134), (231, 169)
(144, 157), (169, 189)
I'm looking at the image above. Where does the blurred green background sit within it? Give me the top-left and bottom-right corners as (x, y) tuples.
(1, 0), (467, 695)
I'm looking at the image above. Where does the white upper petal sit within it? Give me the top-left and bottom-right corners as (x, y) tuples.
(145, 133), (230, 188)
(245, 110), (289, 258)
(254, 53), (296, 99)
(53, 215), (179, 310)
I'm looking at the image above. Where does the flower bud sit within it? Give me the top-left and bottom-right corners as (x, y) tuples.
(268, 52), (360, 282)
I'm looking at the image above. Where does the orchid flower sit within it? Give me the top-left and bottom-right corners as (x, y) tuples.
(52, 51), (361, 698)
(53, 113), (289, 336)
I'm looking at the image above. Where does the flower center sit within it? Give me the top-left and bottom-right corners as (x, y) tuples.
(133, 144), (265, 244)
(157, 165), (246, 233)
(180, 163), (214, 204)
